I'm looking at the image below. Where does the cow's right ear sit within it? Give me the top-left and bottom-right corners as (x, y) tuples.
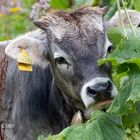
(5, 36), (48, 68)
(33, 12), (70, 40)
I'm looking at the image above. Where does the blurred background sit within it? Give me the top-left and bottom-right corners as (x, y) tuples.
(0, 0), (37, 41)
(0, 0), (139, 41)
(0, 0), (124, 41)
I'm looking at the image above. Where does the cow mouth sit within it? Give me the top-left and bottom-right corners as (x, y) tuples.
(71, 99), (113, 125)
(92, 99), (112, 110)
(84, 99), (112, 119)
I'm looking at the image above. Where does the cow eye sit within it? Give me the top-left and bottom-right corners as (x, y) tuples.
(107, 45), (114, 53)
(55, 57), (68, 65)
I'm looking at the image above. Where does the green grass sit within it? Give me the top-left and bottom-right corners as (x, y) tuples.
(0, 0), (36, 41)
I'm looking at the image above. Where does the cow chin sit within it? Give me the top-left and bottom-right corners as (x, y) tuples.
(80, 77), (118, 119)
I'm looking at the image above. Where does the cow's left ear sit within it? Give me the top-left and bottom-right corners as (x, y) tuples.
(106, 9), (140, 29)
(5, 36), (48, 68)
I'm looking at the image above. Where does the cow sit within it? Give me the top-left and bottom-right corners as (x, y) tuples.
(0, 6), (131, 140)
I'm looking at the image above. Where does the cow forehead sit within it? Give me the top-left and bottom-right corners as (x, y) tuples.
(46, 7), (106, 59)
(50, 9), (105, 40)
(52, 36), (105, 65)
(41, 7), (106, 41)
(52, 28), (106, 60)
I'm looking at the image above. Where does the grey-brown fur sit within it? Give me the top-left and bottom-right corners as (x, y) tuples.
(1, 7), (117, 140)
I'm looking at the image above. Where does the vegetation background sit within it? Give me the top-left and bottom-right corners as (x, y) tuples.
(1, 0), (138, 41)
(0, 0), (36, 41)
(0, 0), (121, 41)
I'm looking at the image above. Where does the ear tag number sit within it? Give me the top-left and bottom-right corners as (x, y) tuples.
(18, 49), (32, 72)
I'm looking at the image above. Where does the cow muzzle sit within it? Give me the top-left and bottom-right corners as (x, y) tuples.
(80, 77), (118, 109)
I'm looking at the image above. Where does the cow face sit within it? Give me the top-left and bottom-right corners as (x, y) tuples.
(34, 7), (118, 109)
(5, 7), (118, 111)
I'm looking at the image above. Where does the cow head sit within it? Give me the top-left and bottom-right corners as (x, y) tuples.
(33, 7), (118, 108)
(5, 7), (118, 113)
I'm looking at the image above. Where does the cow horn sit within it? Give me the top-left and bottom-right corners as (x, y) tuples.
(34, 19), (48, 30)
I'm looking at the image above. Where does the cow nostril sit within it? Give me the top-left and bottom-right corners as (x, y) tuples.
(99, 80), (112, 91)
(107, 80), (112, 90)
(86, 87), (97, 97)
(86, 80), (113, 98)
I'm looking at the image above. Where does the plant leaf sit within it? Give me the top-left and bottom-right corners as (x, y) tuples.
(99, 35), (140, 68)
(107, 73), (140, 115)
(46, 111), (124, 140)
(133, 0), (140, 12)
(73, 0), (93, 9)
(50, 0), (70, 10)
(122, 102), (140, 127)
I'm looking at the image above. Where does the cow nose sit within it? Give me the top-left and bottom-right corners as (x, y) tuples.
(86, 80), (112, 98)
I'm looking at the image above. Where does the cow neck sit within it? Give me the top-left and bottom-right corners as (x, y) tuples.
(48, 79), (74, 130)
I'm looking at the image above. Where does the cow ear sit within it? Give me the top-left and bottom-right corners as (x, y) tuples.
(33, 13), (69, 40)
(5, 36), (48, 68)
(95, 6), (109, 16)
(33, 19), (48, 30)
(106, 9), (140, 29)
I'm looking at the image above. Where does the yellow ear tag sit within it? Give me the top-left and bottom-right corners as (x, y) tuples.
(18, 48), (33, 72)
